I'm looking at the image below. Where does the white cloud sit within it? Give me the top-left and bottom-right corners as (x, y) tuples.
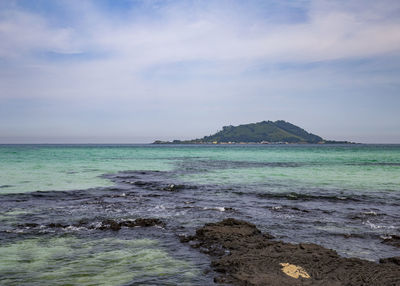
(1, 1), (400, 65)
(0, 0), (398, 97)
(0, 0), (399, 143)
(0, 10), (81, 59)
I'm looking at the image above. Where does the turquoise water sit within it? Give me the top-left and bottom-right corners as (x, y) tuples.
(1, 144), (399, 194)
(0, 145), (175, 194)
(0, 144), (399, 285)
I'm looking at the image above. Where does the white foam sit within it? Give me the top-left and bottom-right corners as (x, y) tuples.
(363, 220), (395, 230)
(203, 207), (225, 212)
(65, 226), (86, 231)
(362, 211), (377, 216)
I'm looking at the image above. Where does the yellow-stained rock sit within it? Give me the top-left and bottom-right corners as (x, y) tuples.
(279, 262), (310, 279)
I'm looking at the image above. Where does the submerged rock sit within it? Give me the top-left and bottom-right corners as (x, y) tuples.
(182, 218), (400, 286)
(18, 223), (39, 228)
(29, 218), (166, 231)
(98, 218), (165, 231)
(48, 222), (68, 228)
(163, 184), (185, 192)
(120, 218), (165, 228)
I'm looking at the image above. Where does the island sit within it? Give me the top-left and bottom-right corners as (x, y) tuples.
(153, 120), (353, 144)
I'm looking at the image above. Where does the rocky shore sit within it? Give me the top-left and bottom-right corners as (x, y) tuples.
(12, 214), (400, 285)
(181, 218), (400, 286)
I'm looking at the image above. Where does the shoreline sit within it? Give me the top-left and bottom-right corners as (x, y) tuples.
(14, 215), (400, 285)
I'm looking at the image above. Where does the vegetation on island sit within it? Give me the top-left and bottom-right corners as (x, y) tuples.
(153, 120), (353, 144)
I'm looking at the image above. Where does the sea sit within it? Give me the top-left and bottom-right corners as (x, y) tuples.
(0, 144), (399, 285)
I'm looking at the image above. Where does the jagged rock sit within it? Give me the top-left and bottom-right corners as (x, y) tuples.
(98, 218), (165, 231)
(182, 218), (400, 286)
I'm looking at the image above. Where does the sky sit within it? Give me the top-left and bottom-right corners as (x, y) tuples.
(0, 0), (399, 143)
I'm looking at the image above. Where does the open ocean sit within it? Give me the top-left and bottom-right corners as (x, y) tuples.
(0, 144), (399, 285)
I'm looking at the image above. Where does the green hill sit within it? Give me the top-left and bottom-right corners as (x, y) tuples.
(199, 120), (322, 143)
(154, 120), (328, 144)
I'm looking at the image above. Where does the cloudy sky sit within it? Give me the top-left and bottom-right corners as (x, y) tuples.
(0, 0), (399, 143)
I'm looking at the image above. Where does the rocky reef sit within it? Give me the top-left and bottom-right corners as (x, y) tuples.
(181, 218), (400, 286)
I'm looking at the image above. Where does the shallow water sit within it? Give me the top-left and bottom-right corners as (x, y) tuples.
(1, 237), (199, 286)
(0, 144), (399, 285)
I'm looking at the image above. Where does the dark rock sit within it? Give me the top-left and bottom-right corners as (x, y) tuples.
(182, 218), (400, 286)
(74, 218), (90, 227)
(18, 223), (39, 228)
(382, 235), (400, 248)
(48, 223), (68, 228)
(131, 218), (165, 227)
(99, 219), (121, 231)
(380, 256), (400, 266)
(133, 181), (153, 187)
(163, 184), (185, 192)
(179, 235), (194, 243)
(263, 233), (275, 239)
(97, 218), (165, 231)
(120, 218), (165, 228)
(214, 276), (228, 283)
(291, 206), (310, 213)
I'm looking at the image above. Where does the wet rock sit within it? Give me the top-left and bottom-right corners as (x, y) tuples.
(18, 223), (39, 228)
(134, 218), (165, 227)
(133, 181), (152, 187)
(39, 218), (165, 231)
(331, 232), (365, 239)
(182, 218), (400, 286)
(263, 233), (275, 239)
(163, 184), (185, 192)
(97, 218), (165, 231)
(75, 218), (90, 227)
(380, 256), (400, 266)
(120, 218), (165, 228)
(179, 234), (194, 243)
(144, 193), (162, 197)
(99, 219), (121, 231)
(381, 235), (400, 248)
(290, 206), (310, 213)
(47, 223), (68, 228)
